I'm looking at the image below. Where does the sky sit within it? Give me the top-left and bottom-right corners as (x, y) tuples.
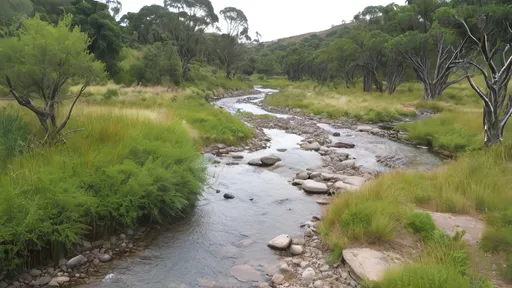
(120, 0), (394, 41)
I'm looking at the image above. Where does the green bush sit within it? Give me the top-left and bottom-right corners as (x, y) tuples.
(406, 212), (437, 240)
(0, 109), (30, 161)
(103, 88), (119, 100)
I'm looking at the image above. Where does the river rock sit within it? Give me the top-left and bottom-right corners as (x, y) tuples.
(267, 234), (292, 250)
(289, 245), (304, 255)
(295, 172), (310, 180)
(260, 155), (281, 166)
(66, 255), (86, 268)
(272, 274), (285, 285)
(34, 276), (52, 287)
(314, 280), (324, 288)
(230, 265), (261, 282)
(276, 148), (287, 152)
(48, 276), (70, 286)
(302, 142), (321, 151)
(427, 211), (485, 246)
(340, 176), (366, 187)
(29, 269), (42, 277)
(224, 193), (235, 199)
(338, 160), (356, 170)
(19, 272), (32, 282)
(356, 126), (373, 132)
(316, 198), (331, 205)
(302, 267), (316, 280)
(302, 180), (329, 193)
(292, 237), (305, 245)
(98, 253), (112, 263)
(330, 142), (355, 149)
(292, 179), (305, 186)
(332, 132), (341, 137)
(342, 248), (401, 281)
(248, 159), (264, 166)
(333, 181), (358, 192)
(231, 154), (244, 159)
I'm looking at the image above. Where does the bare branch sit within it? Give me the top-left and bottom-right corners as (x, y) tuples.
(458, 18), (480, 44)
(55, 84), (87, 134)
(5, 75), (49, 119)
(467, 75), (493, 114)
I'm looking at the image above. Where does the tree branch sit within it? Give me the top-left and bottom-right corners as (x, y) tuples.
(55, 84), (87, 134)
(5, 75), (49, 119)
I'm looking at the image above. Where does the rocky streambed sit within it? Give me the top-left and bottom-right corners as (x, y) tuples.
(2, 88), (445, 288)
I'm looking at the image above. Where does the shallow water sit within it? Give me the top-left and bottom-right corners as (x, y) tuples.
(93, 89), (440, 288)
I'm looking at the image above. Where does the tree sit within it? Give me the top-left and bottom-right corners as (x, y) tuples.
(0, 16), (105, 143)
(391, 25), (467, 100)
(214, 7), (250, 78)
(71, 0), (123, 77)
(455, 9), (512, 145)
(134, 42), (182, 85)
(0, 0), (33, 37)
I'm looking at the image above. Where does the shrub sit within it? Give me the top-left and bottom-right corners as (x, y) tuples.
(103, 88), (119, 100)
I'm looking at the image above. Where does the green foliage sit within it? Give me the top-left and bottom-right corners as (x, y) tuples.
(0, 15), (105, 137)
(397, 111), (484, 153)
(406, 212), (436, 240)
(134, 42), (182, 86)
(375, 264), (470, 288)
(0, 108), (30, 161)
(103, 88), (119, 100)
(415, 101), (445, 113)
(0, 112), (205, 271)
(71, 0), (123, 77)
(0, 0), (32, 37)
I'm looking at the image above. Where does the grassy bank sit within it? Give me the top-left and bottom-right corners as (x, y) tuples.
(320, 144), (512, 286)
(0, 83), (252, 272)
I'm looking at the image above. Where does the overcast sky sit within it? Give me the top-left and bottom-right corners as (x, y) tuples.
(120, 0), (394, 41)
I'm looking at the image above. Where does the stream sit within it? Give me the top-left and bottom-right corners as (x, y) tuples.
(93, 89), (442, 288)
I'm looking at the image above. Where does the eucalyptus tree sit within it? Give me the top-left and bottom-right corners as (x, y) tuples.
(447, 4), (512, 145)
(0, 0), (32, 37)
(214, 7), (249, 78)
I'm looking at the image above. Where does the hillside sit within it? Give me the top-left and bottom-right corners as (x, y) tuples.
(272, 22), (353, 44)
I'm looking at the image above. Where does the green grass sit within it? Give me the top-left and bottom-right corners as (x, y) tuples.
(0, 80), (255, 272)
(321, 143), (512, 283)
(0, 108), (31, 162)
(0, 110), (207, 272)
(263, 87), (417, 123)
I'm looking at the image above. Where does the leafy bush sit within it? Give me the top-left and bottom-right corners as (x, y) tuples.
(103, 88), (119, 100)
(0, 109), (30, 161)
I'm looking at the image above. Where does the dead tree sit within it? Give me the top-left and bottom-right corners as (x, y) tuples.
(457, 19), (512, 145)
(396, 30), (468, 100)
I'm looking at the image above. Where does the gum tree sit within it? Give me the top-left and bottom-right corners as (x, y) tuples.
(0, 16), (105, 143)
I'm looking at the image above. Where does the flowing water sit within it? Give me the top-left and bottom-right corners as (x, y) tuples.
(93, 89), (442, 288)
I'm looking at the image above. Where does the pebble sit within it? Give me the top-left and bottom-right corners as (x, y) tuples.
(300, 261), (310, 268)
(120, 234), (126, 240)
(290, 245), (304, 255)
(319, 265), (330, 272)
(301, 267), (316, 280)
(272, 274), (285, 284)
(314, 280), (324, 288)
(292, 237), (305, 245)
(223, 193), (235, 199)
(279, 264), (292, 273)
(98, 253), (113, 263)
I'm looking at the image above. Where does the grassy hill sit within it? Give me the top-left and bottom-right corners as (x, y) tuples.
(272, 22), (353, 44)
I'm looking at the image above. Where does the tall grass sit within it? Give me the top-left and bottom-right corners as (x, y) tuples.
(321, 143), (512, 283)
(0, 108), (31, 162)
(263, 88), (417, 123)
(0, 108), (206, 272)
